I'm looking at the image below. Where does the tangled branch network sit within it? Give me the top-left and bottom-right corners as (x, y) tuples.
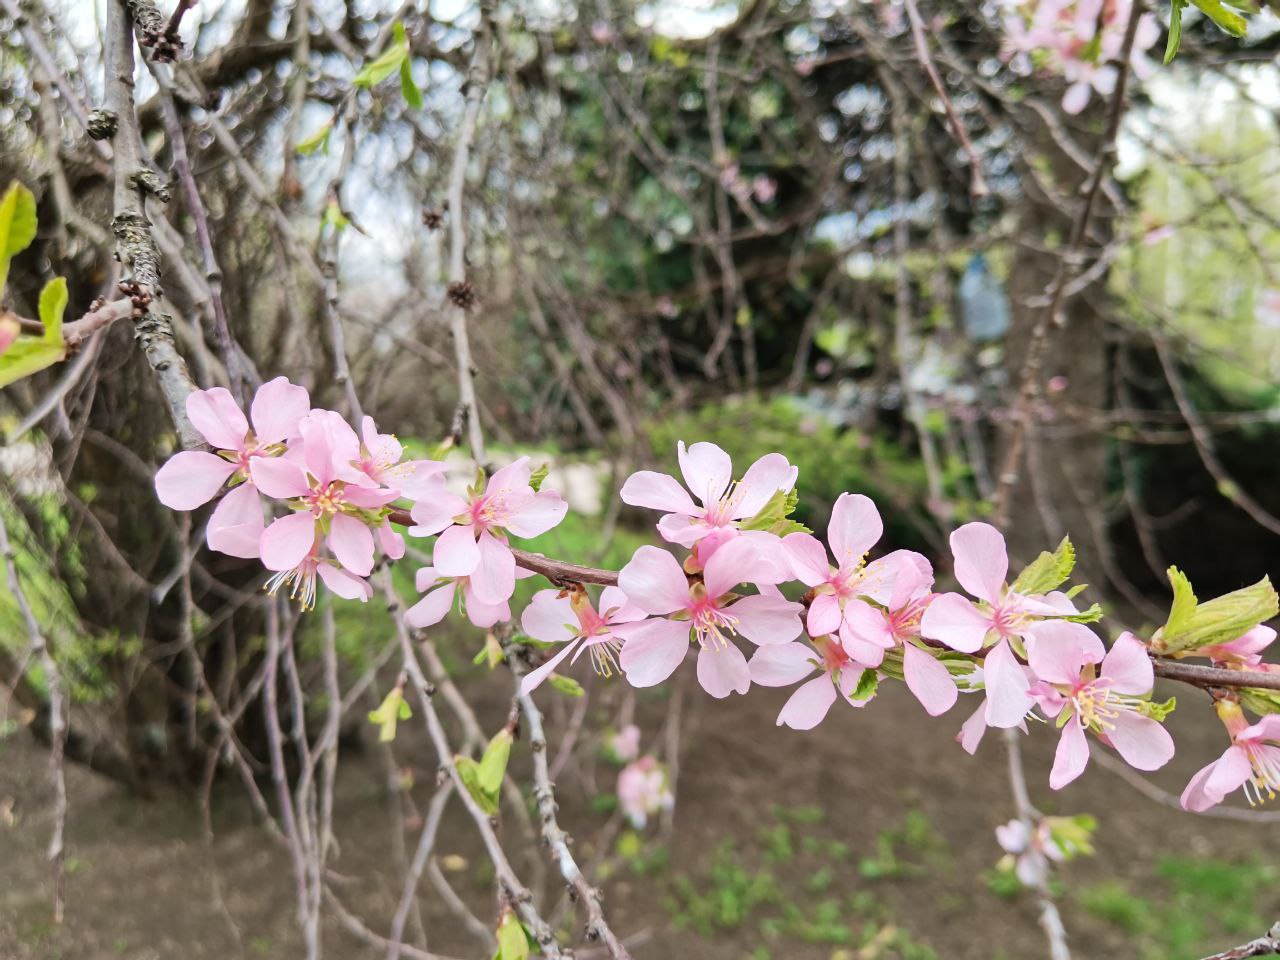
(156, 376), (1280, 812)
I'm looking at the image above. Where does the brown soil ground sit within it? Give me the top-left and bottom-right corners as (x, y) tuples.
(1, 673), (1278, 960)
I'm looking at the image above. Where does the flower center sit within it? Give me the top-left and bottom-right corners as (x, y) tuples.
(306, 483), (346, 518)
(691, 597), (737, 651)
(1242, 743), (1280, 807)
(265, 555), (319, 610)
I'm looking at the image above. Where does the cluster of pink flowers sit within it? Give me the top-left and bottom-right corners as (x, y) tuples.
(617, 755), (674, 829)
(157, 415), (1279, 809)
(999, 0), (1160, 114)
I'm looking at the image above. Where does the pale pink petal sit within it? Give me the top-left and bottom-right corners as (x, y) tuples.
(619, 617), (690, 687)
(957, 702), (988, 754)
(748, 642), (818, 687)
(505, 490), (568, 538)
(521, 591), (578, 645)
(317, 563), (371, 601)
(620, 470), (698, 515)
(828, 493), (883, 566)
(186, 387), (248, 450)
(468, 531), (516, 605)
(486, 456), (532, 499)
(433, 524), (481, 577)
(677, 441), (732, 505)
(856, 555), (899, 606)
(727, 594), (804, 645)
(249, 377), (310, 444)
(154, 451), (237, 510)
(206, 484), (264, 558)
(903, 643), (958, 716)
(461, 582), (512, 628)
(655, 512), (708, 547)
(1240, 715), (1280, 742)
(838, 625), (887, 668)
(520, 638), (582, 696)
(618, 546), (691, 615)
(1100, 632), (1154, 695)
(1180, 752), (1240, 812)
(1105, 711), (1174, 772)
(1061, 81), (1091, 115)
(730, 453), (797, 519)
(344, 484), (401, 509)
(396, 460), (449, 500)
(1049, 717), (1091, 789)
(776, 675), (837, 729)
(840, 599), (895, 649)
(919, 592), (992, 653)
(599, 586), (647, 624)
(260, 513), (317, 572)
(377, 523), (405, 560)
(406, 582), (457, 628)
(414, 566), (439, 592)
(782, 532), (830, 587)
(807, 593), (844, 637)
(950, 522), (1007, 603)
(697, 643), (751, 698)
(1025, 620), (1100, 685)
(408, 490), (470, 536)
(248, 456), (311, 500)
(983, 638), (1034, 728)
(881, 550), (934, 609)
(329, 513), (374, 576)
(703, 534), (784, 598)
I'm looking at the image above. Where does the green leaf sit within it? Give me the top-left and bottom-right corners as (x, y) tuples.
(0, 276), (68, 388)
(477, 728), (512, 796)
(495, 909), (529, 960)
(547, 673), (584, 697)
(353, 23), (409, 88)
(849, 668), (878, 704)
(322, 200), (350, 234)
(1190, 0), (1248, 36)
(740, 488), (810, 537)
(295, 117), (334, 156)
(1060, 602), (1103, 624)
(455, 755), (499, 815)
(472, 633), (505, 669)
(1165, 0), (1187, 63)
(1140, 696), (1177, 723)
(399, 57), (423, 109)
(367, 688), (410, 743)
(1010, 537), (1075, 596)
(0, 180), (38, 299)
(1240, 688), (1280, 717)
(528, 463), (550, 493)
(1158, 575), (1278, 655)
(1163, 566), (1198, 640)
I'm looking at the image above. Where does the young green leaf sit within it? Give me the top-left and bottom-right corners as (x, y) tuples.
(0, 180), (38, 299)
(399, 57), (423, 110)
(477, 728), (513, 796)
(454, 755), (500, 815)
(295, 117), (334, 156)
(353, 23), (410, 88)
(850, 668), (878, 703)
(1162, 566), (1198, 641)
(528, 462), (550, 493)
(1010, 537), (1075, 596)
(547, 673), (584, 697)
(0, 276), (68, 388)
(1190, 0), (1248, 37)
(367, 688), (411, 743)
(1165, 0), (1187, 63)
(1158, 574), (1277, 655)
(494, 908), (529, 960)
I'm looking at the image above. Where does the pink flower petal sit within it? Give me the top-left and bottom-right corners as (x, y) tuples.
(599, 585), (647, 624)
(505, 490), (568, 538)
(748, 642), (818, 687)
(828, 493), (882, 567)
(1180, 754), (1233, 812)
(919, 592), (992, 653)
(377, 523), (405, 560)
(839, 599), (895, 649)
(677, 441), (731, 505)
(620, 470), (698, 515)
(697, 643), (751, 698)
(807, 593), (843, 637)
(730, 453), (797, 519)
(727, 593), (804, 645)
(249, 456), (311, 500)
(206, 483), (264, 559)
(776, 675), (837, 729)
(619, 617), (690, 687)
(409, 490), (470, 536)
(329, 513), (374, 576)
(1049, 717), (1091, 789)
(260, 512), (317, 572)
(486, 456), (532, 499)
(249, 377), (310, 445)
(983, 638), (1034, 728)
(461, 581), (512, 627)
(1240, 715), (1280, 742)
(838, 625), (887, 668)
(520, 638), (582, 696)
(856, 555), (898, 606)
(406, 582), (457, 628)
(883, 550), (934, 608)
(468, 532), (516, 605)
(950, 522), (1007, 603)
(782, 532), (830, 587)
(433, 524), (481, 578)
(1100, 632), (1154, 695)
(186, 387), (248, 450)
(1200, 745), (1255, 806)
(903, 643), (958, 716)
(1025, 620), (1102, 685)
(618, 546), (691, 615)
(1105, 711), (1174, 772)
(317, 563), (371, 601)
(154, 451), (237, 510)
(703, 534), (786, 598)
(521, 591), (577, 645)
(957, 702), (988, 755)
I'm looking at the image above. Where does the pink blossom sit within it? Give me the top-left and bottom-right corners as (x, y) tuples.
(264, 545), (374, 607)
(747, 636), (874, 730)
(617, 537), (803, 698)
(406, 565), (533, 630)
(1182, 702), (1280, 811)
(408, 456), (567, 606)
(251, 410), (397, 604)
(0, 317), (17, 356)
(620, 442), (797, 548)
(617, 756), (673, 829)
(1199, 625), (1277, 669)
(751, 174), (777, 204)
(354, 416), (447, 499)
(840, 552), (957, 716)
(1032, 632), (1174, 789)
(919, 522), (1093, 729)
(154, 377), (310, 558)
(996, 818), (1064, 887)
(519, 586), (647, 695)
(609, 724), (642, 763)
(784, 493), (913, 666)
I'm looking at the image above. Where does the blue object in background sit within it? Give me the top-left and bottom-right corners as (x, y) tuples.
(958, 253), (1011, 341)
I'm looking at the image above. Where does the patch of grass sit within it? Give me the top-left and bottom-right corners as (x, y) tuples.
(859, 810), (949, 880)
